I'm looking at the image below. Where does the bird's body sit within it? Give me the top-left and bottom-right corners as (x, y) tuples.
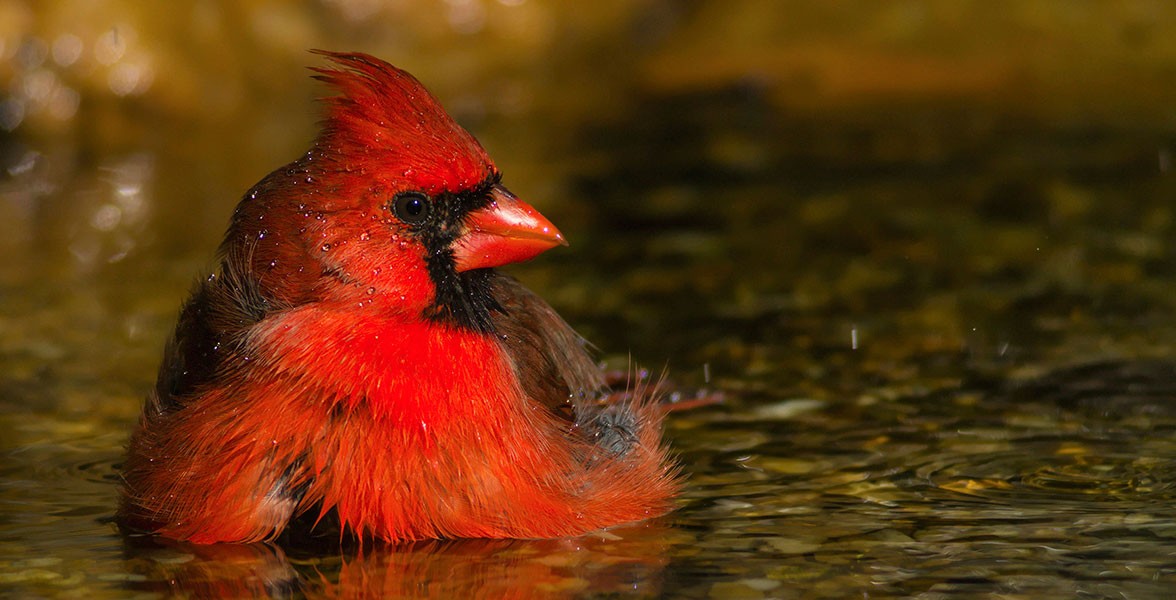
(118, 52), (677, 544)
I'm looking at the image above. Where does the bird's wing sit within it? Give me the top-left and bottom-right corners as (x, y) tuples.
(488, 274), (606, 422)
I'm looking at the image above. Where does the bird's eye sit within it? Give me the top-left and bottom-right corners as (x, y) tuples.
(391, 192), (431, 225)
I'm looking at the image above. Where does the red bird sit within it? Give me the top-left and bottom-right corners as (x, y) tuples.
(119, 51), (677, 544)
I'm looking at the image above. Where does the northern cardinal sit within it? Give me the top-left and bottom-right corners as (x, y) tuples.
(118, 51), (677, 544)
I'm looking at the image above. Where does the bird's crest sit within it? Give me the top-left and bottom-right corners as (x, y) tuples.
(309, 50), (495, 194)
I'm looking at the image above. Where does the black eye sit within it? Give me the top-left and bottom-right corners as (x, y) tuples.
(391, 192), (430, 225)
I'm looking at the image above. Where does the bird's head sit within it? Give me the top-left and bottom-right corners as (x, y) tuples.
(224, 51), (565, 332)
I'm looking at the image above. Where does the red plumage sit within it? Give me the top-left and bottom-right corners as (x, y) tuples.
(118, 51), (678, 544)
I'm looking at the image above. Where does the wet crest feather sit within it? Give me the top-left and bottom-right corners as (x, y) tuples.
(307, 50), (494, 195)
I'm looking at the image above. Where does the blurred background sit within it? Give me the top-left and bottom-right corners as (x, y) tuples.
(4, 1), (1176, 597)
(6, 0), (1175, 273)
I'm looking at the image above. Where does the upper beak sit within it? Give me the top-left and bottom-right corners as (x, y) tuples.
(453, 185), (567, 272)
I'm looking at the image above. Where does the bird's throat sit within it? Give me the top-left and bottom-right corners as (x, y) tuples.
(422, 262), (501, 334)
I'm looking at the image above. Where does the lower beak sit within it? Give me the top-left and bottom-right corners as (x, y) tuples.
(453, 185), (567, 272)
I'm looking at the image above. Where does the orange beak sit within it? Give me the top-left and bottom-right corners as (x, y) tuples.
(453, 185), (567, 272)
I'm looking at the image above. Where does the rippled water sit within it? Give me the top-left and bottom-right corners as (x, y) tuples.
(10, 358), (1176, 597)
(668, 360), (1176, 597)
(5, 3), (1176, 598)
